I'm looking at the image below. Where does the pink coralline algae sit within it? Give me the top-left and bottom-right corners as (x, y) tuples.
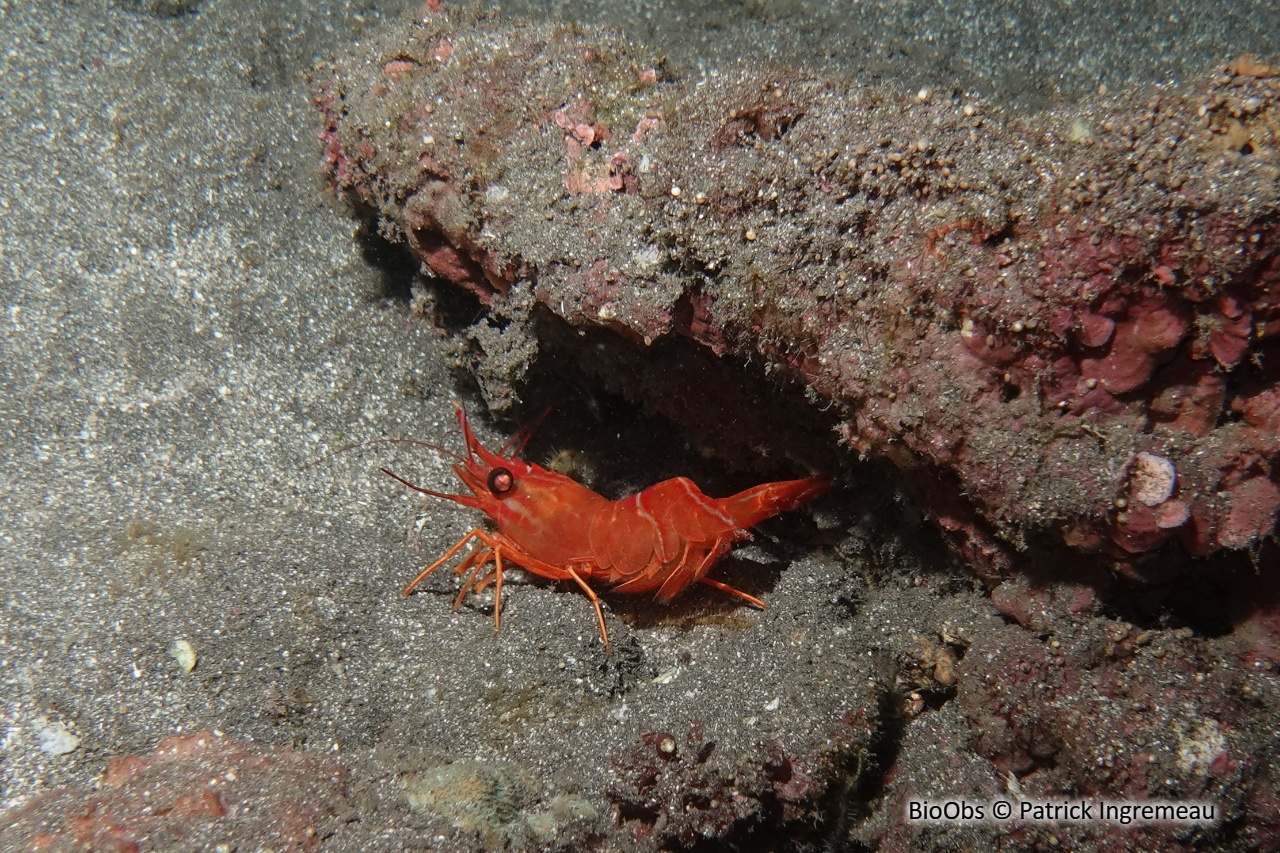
(314, 13), (1280, 578)
(0, 731), (350, 852)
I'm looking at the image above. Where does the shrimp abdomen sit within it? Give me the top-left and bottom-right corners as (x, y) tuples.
(587, 478), (745, 593)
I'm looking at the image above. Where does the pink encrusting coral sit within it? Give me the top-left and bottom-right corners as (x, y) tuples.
(313, 12), (1280, 578)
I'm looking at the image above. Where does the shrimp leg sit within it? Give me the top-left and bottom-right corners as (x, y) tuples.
(698, 577), (765, 609)
(563, 565), (610, 655)
(403, 527), (612, 651)
(402, 528), (506, 630)
(402, 529), (490, 596)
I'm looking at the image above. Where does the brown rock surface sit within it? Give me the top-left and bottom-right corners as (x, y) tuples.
(316, 13), (1280, 577)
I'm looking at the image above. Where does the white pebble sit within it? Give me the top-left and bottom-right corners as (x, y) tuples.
(170, 638), (198, 673)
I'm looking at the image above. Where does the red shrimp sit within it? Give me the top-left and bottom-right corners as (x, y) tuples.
(382, 405), (830, 653)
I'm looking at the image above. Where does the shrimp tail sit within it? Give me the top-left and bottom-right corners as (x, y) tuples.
(716, 475), (831, 529)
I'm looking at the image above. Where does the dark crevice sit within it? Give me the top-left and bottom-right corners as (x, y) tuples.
(1013, 529), (1280, 641)
(353, 219), (420, 303)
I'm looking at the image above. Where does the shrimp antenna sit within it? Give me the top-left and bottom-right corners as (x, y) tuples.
(500, 404), (555, 458)
(303, 437), (467, 471)
(379, 467), (482, 509)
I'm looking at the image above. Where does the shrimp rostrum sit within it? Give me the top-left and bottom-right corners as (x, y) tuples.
(382, 405), (830, 653)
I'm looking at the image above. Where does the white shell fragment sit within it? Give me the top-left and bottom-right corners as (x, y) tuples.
(651, 667), (680, 685)
(36, 719), (80, 756)
(1129, 452), (1177, 507)
(169, 638), (198, 673)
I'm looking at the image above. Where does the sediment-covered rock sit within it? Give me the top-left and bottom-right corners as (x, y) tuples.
(314, 9), (1280, 578)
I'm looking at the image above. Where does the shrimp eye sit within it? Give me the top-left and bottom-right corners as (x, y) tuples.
(487, 467), (515, 496)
